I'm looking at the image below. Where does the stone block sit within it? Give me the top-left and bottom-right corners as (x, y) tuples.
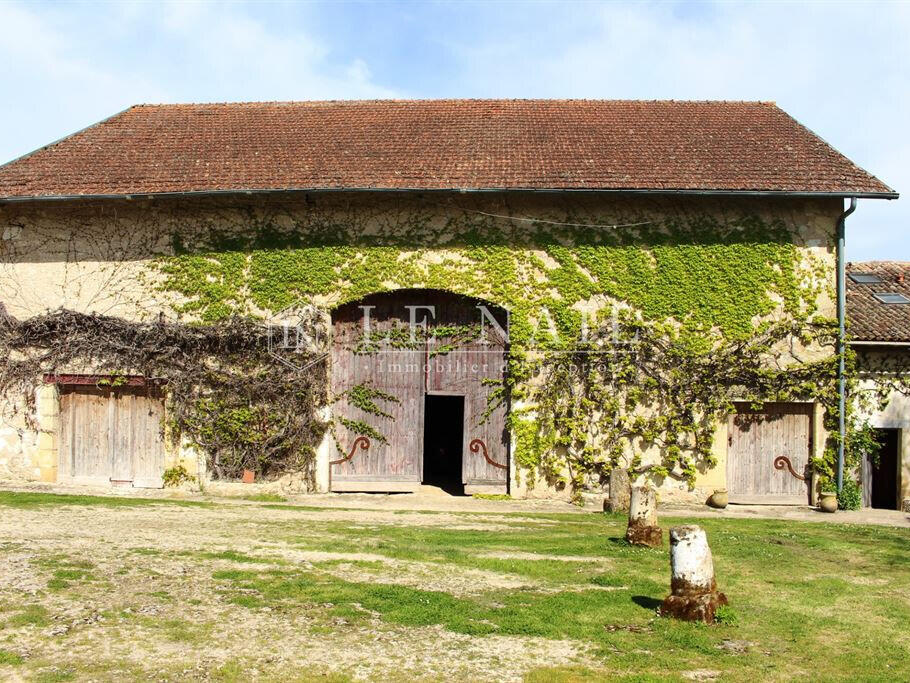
(625, 486), (663, 548)
(606, 468), (631, 512)
(659, 525), (728, 623)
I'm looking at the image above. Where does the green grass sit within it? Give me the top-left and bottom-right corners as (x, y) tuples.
(158, 618), (212, 644)
(1, 489), (908, 681)
(33, 669), (75, 683)
(199, 550), (273, 564)
(237, 493), (288, 503)
(524, 666), (613, 682)
(35, 554), (98, 591)
(220, 511), (910, 680)
(215, 565), (661, 642)
(0, 491), (210, 509)
(4, 605), (51, 629)
(0, 649), (24, 666)
(209, 661), (352, 683)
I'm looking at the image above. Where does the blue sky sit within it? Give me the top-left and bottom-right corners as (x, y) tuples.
(0, 0), (906, 261)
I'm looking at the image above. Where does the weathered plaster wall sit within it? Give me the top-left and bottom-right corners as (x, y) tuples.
(0, 192), (842, 495)
(0, 388), (45, 482)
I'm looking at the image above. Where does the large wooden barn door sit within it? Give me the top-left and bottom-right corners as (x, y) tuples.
(727, 402), (812, 504)
(331, 294), (426, 490)
(424, 293), (509, 493)
(58, 385), (165, 487)
(330, 290), (509, 493)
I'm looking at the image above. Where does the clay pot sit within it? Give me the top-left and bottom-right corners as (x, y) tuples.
(242, 469), (255, 484)
(818, 491), (838, 513)
(707, 489), (728, 509)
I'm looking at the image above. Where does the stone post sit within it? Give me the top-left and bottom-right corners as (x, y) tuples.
(604, 467), (631, 512)
(659, 525), (728, 623)
(624, 486), (662, 548)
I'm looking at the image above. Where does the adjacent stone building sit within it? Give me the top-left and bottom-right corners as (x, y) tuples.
(847, 261), (910, 510)
(0, 100), (896, 501)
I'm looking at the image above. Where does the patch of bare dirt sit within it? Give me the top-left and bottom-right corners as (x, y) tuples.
(313, 558), (540, 596)
(0, 499), (598, 681)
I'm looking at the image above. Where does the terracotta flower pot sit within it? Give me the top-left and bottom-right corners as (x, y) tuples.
(242, 469), (255, 484)
(707, 489), (728, 509)
(818, 491), (838, 513)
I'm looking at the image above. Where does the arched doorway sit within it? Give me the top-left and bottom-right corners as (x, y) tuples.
(330, 289), (509, 494)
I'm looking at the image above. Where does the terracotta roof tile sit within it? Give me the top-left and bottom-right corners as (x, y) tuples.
(847, 262), (910, 342)
(0, 99), (895, 199)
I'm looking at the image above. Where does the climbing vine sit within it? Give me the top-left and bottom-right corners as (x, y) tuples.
(514, 315), (842, 493)
(154, 205), (813, 344)
(148, 201), (843, 493)
(331, 382), (400, 448)
(0, 308), (328, 482)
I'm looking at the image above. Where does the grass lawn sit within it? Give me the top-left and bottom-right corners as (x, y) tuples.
(0, 490), (907, 681)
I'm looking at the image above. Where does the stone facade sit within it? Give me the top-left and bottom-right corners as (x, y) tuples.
(0, 191), (842, 497)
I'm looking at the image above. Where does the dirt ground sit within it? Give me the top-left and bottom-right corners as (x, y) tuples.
(4, 480), (910, 527)
(0, 493), (603, 681)
(0, 485), (907, 682)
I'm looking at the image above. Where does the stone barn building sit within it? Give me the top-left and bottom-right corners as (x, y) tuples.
(0, 100), (896, 502)
(848, 261), (910, 510)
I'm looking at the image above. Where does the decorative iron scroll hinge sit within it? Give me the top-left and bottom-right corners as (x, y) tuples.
(774, 456), (806, 481)
(331, 436), (370, 466)
(469, 439), (508, 470)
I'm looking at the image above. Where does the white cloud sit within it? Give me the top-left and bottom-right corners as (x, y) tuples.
(0, 1), (396, 163)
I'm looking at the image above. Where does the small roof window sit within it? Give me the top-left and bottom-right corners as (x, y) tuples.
(849, 273), (883, 284)
(873, 292), (910, 304)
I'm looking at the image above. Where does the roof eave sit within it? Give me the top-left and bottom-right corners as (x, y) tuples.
(849, 340), (910, 347)
(0, 187), (899, 204)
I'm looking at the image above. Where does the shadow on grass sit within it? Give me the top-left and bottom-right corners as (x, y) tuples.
(631, 595), (662, 611)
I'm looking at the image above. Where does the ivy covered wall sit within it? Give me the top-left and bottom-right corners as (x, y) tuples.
(0, 192), (844, 496)
(151, 194), (832, 338)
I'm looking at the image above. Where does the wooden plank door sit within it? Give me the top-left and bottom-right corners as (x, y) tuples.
(130, 390), (166, 488)
(330, 290), (510, 493)
(58, 385), (165, 488)
(59, 386), (113, 484)
(330, 294), (425, 489)
(110, 392), (133, 483)
(727, 402), (812, 503)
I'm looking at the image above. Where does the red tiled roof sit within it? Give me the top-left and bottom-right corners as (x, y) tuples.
(0, 100), (896, 199)
(847, 262), (910, 343)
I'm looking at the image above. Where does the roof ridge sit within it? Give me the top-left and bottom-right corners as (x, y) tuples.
(128, 98), (780, 108)
(848, 261), (910, 266)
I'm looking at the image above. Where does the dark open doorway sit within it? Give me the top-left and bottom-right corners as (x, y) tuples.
(867, 428), (899, 510)
(422, 394), (465, 495)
